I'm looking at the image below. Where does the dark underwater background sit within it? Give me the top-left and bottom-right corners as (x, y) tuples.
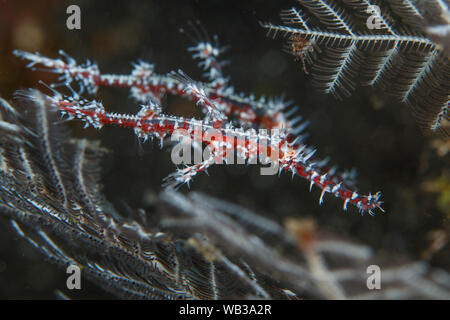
(0, 0), (448, 298)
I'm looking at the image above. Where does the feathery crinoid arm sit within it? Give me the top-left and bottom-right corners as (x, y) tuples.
(1, 93), (446, 298)
(0, 91), (299, 299)
(262, 0), (450, 135)
(14, 32), (385, 215)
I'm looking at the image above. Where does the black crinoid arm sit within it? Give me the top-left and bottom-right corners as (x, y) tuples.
(0, 91), (448, 299)
(262, 0), (450, 135)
